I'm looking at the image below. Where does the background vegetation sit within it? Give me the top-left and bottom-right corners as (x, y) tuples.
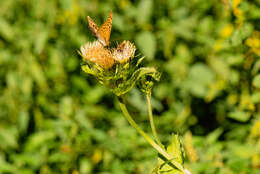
(0, 0), (260, 173)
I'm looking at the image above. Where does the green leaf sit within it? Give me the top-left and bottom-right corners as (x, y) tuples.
(0, 17), (14, 41)
(167, 135), (184, 165)
(0, 127), (18, 149)
(18, 111), (29, 134)
(136, 31), (156, 60)
(253, 74), (260, 88)
(79, 159), (92, 174)
(206, 128), (223, 145)
(228, 111), (251, 122)
(0, 159), (18, 173)
(25, 131), (56, 151)
(185, 63), (214, 97)
(59, 96), (73, 117)
(251, 92), (260, 103)
(137, 0), (153, 25)
(34, 28), (48, 54)
(156, 134), (185, 174)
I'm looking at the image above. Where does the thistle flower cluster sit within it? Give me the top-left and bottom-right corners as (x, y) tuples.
(80, 40), (136, 69)
(79, 36), (160, 96)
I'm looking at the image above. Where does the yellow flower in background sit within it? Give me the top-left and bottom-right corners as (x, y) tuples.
(239, 94), (255, 111)
(246, 32), (260, 56)
(232, 0), (244, 25)
(214, 25), (234, 52)
(250, 120), (260, 138)
(184, 131), (198, 163)
(246, 34), (260, 49)
(232, 0), (242, 8)
(252, 154), (260, 168)
(92, 148), (103, 164)
(227, 94), (238, 105)
(56, 0), (80, 25)
(214, 39), (223, 51)
(65, 0), (80, 25)
(221, 25), (234, 38)
(206, 80), (226, 102)
(60, 144), (71, 153)
(72, 170), (79, 174)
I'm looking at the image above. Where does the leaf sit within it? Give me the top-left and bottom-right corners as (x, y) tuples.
(136, 31), (156, 60)
(11, 153), (43, 168)
(137, 0), (153, 25)
(79, 159), (92, 174)
(34, 28), (48, 54)
(253, 74), (260, 88)
(157, 134), (185, 174)
(228, 111), (251, 122)
(59, 96), (73, 117)
(113, 14), (125, 31)
(0, 127), (18, 149)
(251, 92), (260, 103)
(0, 17), (14, 41)
(185, 63), (214, 97)
(167, 135), (184, 165)
(206, 128), (223, 145)
(0, 159), (18, 173)
(18, 111), (29, 134)
(25, 131), (56, 151)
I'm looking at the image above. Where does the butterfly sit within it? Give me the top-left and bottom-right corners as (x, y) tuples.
(87, 11), (112, 47)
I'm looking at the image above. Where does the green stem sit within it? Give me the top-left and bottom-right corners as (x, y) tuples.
(146, 92), (164, 148)
(117, 96), (184, 172)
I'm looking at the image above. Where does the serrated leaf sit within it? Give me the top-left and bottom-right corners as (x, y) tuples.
(167, 135), (184, 165)
(157, 135), (185, 174)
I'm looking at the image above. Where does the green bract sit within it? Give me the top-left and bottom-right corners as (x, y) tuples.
(81, 55), (160, 96)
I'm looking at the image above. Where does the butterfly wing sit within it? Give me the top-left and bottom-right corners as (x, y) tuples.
(98, 11), (112, 46)
(88, 16), (99, 38)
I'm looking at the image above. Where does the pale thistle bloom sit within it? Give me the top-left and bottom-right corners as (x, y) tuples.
(112, 40), (136, 63)
(80, 41), (114, 69)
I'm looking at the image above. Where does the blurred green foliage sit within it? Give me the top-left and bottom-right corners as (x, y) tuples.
(0, 0), (260, 173)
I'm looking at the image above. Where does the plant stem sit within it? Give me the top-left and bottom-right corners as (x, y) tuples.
(117, 96), (184, 172)
(146, 92), (164, 148)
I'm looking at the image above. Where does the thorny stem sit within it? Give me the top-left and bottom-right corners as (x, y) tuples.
(117, 96), (184, 172)
(146, 92), (164, 148)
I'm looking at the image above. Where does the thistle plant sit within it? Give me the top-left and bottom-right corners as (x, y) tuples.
(79, 11), (191, 174)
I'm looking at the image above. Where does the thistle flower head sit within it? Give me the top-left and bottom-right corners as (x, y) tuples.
(113, 40), (136, 63)
(80, 41), (114, 69)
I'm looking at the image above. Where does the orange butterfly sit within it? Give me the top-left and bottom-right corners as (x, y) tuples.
(87, 11), (112, 47)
